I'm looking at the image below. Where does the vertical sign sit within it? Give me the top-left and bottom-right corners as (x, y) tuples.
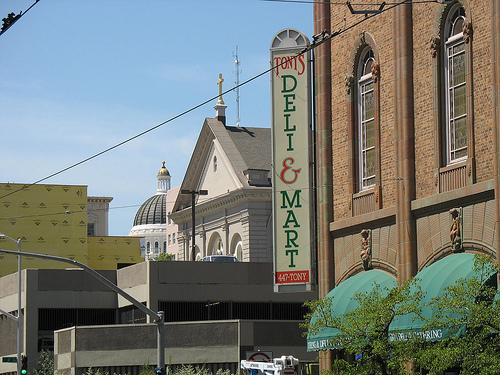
(271, 29), (313, 292)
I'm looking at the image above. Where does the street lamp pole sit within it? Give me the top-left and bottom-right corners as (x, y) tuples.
(0, 233), (22, 375)
(0, 245), (166, 372)
(180, 190), (208, 261)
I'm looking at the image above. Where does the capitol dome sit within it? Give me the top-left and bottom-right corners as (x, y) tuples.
(129, 161), (171, 259)
(133, 193), (167, 226)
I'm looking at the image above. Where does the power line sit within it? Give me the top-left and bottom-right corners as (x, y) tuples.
(261, 0), (439, 5)
(1, 0), (415, 202)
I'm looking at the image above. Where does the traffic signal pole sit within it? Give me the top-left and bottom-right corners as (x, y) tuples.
(0, 247), (166, 371)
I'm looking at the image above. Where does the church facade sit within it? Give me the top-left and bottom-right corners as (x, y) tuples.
(170, 100), (272, 262)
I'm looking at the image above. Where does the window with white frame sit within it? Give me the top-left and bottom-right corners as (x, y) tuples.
(358, 48), (376, 190)
(445, 5), (467, 164)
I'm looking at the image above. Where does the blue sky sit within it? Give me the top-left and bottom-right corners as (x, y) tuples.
(0, 0), (313, 236)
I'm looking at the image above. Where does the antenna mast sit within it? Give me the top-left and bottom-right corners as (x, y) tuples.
(233, 46), (241, 127)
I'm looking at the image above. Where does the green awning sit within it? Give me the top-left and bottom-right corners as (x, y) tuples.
(389, 253), (495, 342)
(307, 270), (397, 351)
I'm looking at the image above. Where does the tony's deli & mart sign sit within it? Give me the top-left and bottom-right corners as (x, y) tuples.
(270, 29), (313, 292)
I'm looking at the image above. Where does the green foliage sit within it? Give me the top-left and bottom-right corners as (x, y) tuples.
(304, 254), (500, 374)
(303, 279), (424, 375)
(415, 254), (500, 375)
(31, 350), (54, 375)
(153, 253), (175, 261)
(138, 362), (156, 375)
(83, 367), (130, 375)
(171, 366), (232, 375)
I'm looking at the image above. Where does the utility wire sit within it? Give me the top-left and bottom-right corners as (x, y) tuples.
(1, 0), (413, 201)
(261, 0), (439, 5)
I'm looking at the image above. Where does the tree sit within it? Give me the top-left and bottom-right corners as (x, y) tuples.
(415, 254), (500, 375)
(303, 279), (424, 375)
(153, 253), (175, 261)
(31, 350), (54, 375)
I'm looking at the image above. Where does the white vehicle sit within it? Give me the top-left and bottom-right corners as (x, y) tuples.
(241, 356), (299, 375)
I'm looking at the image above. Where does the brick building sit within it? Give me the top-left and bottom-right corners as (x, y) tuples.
(312, 0), (500, 372)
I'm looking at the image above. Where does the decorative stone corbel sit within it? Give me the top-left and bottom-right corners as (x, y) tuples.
(429, 35), (440, 58)
(360, 229), (373, 270)
(463, 20), (473, 43)
(371, 62), (380, 83)
(345, 73), (354, 95)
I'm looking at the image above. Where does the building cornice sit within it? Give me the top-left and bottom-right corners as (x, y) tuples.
(170, 187), (271, 224)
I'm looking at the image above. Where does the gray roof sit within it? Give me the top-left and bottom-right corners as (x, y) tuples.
(133, 193), (167, 226)
(225, 126), (271, 171)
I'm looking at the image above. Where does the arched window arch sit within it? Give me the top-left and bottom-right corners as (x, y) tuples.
(194, 246), (201, 261)
(444, 4), (467, 164)
(358, 47), (376, 190)
(230, 233), (243, 261)
(432, 2), (474, 192)
(207, 232), (224, 256)
(346, 32), (382, 216)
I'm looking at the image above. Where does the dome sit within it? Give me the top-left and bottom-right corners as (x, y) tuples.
(158, 161), (170, 177)
(133, 193), (167, 226)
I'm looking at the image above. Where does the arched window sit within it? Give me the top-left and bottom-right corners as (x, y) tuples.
(213, 156), (218, 172)
(358, 48), (376, 190)
(444, 5), (467, 164)
(347, 33), (382, 216)
(230, 233), (243, 261)
(207, 232), (224, 256)
(154, 241), (159, 253)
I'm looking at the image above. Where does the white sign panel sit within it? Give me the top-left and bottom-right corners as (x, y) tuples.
(271, 29), (313, 292)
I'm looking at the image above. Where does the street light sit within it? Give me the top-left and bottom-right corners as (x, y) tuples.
(0, 247), (166, 372)
(180, 189), (208, 261)
(0, 232), (22, 375)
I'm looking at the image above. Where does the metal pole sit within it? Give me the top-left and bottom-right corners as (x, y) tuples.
(191, 193), (196, 261)
(157, 311), (165, 369)
(0, 247), (165, 370)
(0, 233), (22, 375)
(182, 190), (208, 260)
(17, 238), (21, 375)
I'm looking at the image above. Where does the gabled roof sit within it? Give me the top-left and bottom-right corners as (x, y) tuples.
(173, 118), (271, 212)
(225, 126), (272, 171)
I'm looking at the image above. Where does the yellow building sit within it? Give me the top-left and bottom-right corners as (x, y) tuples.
(0, 183), (142, 277)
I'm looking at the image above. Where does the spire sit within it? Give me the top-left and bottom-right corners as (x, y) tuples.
(215, 73), (227, 125)
(156, 161), (171, 194)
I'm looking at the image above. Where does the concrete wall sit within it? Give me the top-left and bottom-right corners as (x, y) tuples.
(0, 261), (317, 375)
(117, 261), (317, 313)
(55, 320), (316, 375)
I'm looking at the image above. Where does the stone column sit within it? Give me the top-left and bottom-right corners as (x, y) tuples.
(393, 2), (417, 283)
(492, 0), (500, 268)
(314, 0), (334, 371)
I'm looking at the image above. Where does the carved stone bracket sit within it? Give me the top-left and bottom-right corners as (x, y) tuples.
(360, 229), (373, 270)
(463, 20), (472, 43)
(345, 73), (354, 95)
(371, 62), (380, 83)
(450, 207), (464, 253)
(429, 35), (440, 58)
